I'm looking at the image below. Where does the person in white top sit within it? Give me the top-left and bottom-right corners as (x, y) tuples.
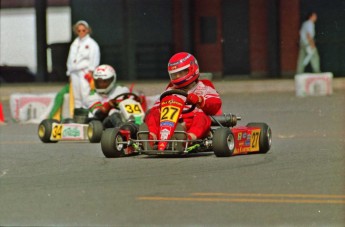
(296, 12), (321, 74)
(66, 20), (100, 121)
(87, 64), (130, 128)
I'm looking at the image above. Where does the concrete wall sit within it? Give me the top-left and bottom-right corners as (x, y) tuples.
(0, 7), (71, 73)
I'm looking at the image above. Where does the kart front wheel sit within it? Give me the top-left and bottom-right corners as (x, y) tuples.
(213, 127), (235, 157)
(88, 120), (104, 143)
(38, 119), (59, 143)
(246, 122), (272, 153)
(101, 128), (125, 158)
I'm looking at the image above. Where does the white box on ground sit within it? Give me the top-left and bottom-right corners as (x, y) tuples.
(295, 72), (333, 97)
(9, 93), (56, 123)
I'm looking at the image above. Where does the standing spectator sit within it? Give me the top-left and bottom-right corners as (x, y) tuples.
(296, 12), (321, 74)
(66, 20), (100, 122)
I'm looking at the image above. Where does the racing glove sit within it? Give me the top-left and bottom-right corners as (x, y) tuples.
(92, 101), (111, 121)
(108, 99), (119, 109)
(94, 108), (108, 120)
(186, 93), (204, 107)
(84, 72), (95, 90)
(84, 72), (92, 82)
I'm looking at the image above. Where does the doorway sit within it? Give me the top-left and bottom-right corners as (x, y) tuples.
(193, 0), (223, 74)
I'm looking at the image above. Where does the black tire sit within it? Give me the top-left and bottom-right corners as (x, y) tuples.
(38, 119), (59, 143)
(88, 120), (104, 143)
(213, 127), (235, 157)
(246, 122), (272, 153)
(120, 122), (139, 139)
(101, 128), (125, 158)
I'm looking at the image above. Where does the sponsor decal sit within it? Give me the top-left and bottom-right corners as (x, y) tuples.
(245, 139), (251, 146)
(168, 54), (191, 66)
(161, 100), (183, 106)
(160, 121), (175, 127)
(237, 132), (242, 140)
(239, 147), (251, 153)
(160, 128), (170, 140)
(63, 127), (81, 137)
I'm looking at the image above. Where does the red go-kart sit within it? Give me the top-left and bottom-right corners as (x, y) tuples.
(100, 89), (272, 158)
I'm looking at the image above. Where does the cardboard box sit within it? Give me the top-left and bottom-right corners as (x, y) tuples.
(295, 73), (333, 97)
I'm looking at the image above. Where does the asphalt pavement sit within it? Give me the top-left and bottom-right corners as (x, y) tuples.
(1, 74), (344, 226)
(1, 90), (344, 226)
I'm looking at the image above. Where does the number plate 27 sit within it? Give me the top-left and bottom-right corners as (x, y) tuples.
(250, 129), (260, 151)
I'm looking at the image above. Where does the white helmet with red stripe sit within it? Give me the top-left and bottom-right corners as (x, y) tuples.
(93, 64), (116, 94)
(168, 52), (200, 88)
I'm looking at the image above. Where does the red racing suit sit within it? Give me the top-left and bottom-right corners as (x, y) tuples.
(145, 80), (222, 139)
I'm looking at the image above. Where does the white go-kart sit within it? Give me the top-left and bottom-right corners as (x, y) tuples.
(38, 92), (145, 143)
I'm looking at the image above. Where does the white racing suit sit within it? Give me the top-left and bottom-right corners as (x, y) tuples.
(66, 34), (100, 109)
(87, 85), (130, 128)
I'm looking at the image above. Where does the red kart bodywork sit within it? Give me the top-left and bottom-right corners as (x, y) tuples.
(158, 94), (185, 150)
(231, 126), (261, 155)
(100, 87), (272, 158)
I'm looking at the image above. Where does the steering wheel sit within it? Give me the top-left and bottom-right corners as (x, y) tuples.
(110, 92), (142, 109)
(159, 89), (196, 114)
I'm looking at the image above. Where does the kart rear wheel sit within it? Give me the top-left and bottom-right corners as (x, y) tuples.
(38, 119), (59, 143)
(88, 120), (104, 143)
(213, 127), (235, 157)
(246, 122), (272, 153)
(101, 128), (125, 158)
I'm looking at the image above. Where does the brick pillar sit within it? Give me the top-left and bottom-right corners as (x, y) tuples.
(249, 0), (269, 76)
(279, 0), (300, 76)
(172, 0), (184, 52)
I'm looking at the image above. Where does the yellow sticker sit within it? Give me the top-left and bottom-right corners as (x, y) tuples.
(250, 129), (260, 151)
(160, 106), (181, 123)
(52, 123), (63, 140)
(124, 104), (142, 114)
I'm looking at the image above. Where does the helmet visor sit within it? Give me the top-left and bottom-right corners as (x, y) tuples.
(94, 77), (113, 90)
(170, 68), (189, 80)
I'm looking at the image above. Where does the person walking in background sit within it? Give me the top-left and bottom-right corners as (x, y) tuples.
(66, 20), (100, 122)
(296, 12), (321, 74)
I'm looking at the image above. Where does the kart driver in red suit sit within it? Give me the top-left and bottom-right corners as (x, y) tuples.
(144, 52), (222, 142)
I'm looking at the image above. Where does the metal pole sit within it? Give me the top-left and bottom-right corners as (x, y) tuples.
(123, 0), (136, 80)
(35, 0), (48, 82)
